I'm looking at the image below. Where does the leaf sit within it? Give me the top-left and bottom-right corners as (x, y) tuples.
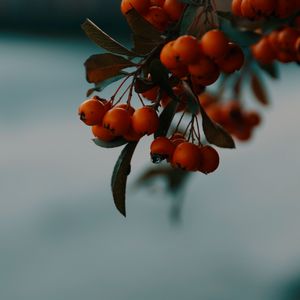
(181, 81), (200, 114)
(111, 142), (138, 217)
(250, 73), (269, 105)
(87, 73), (127, 97)
(81, 19), (136, 57)
(125, 8), (163, 42)
(132, 34), (160, 55)
(155, 100), (179, 138)
(85, 53), (135, 83)
(219, 16), (261, 47)
(258, 62), (279, 79)
(93, 137), (128, 149)
(216, 11), (233, 21)
(200, 105), (235, 149)
(180, 5), (199, 35)
(134, 77), (155, 93)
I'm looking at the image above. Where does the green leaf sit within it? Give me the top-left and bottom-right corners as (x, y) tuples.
(111, 142), (138, 217)
(200, 105), (235, 149)
(250, 73), (269, 106)
(87, 74), (127, 97)
(155, 100), (179, 138)
(125, 8), (163, 42)
(180, 5), (199, 35)
(258, 62), (279, 79)
(219, 16), (261, 47)
(93, 138), (128, 148)
(85, 53), (135, 83)
(81, 19), (136, 57)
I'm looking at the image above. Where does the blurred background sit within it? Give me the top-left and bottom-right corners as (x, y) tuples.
(1, 1), (300, 300)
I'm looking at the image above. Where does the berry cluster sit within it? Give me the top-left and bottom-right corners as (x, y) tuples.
(252, 26), (300, 64)
(121, 0), (185, 31)
(200, 94), (261, 142)
(160, 30), (244, 88)
(151, 136), (220, 174)
(232, 0), (300, 19)
(78, 96), (159, 142)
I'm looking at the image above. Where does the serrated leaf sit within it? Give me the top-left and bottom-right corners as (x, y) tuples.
(219, 16), (261, 47)
(258, 62), (279, 79)
(125, 8), (163, 42)
(87, 74), (127, 96)
(81, 19), (136, 57)
(180, 5), (199, 35)
(85, 53), (135, 83)
(155, 100), (179, 138)
(111, 142), (138, 217)
(250, 73), (269, 105)
(93, 137), (128, 149)
(200, 105), (235, 149)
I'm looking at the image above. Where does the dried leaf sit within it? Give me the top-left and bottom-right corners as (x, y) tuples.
(81, 19), (136, 57)
(111, 142), (138, 217)
(200, 105), (235, 149)
(84, 53), (135, 83)
(251, 73), (269, 105)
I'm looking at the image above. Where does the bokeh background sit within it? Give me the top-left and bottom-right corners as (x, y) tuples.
(1, 1), (300, 299)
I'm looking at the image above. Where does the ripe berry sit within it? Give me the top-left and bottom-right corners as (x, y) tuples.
(201, 29), (230, 59)
(115, 103), (135, 115)
(277, 27), (299, 51)
(144, 6), (169, 32)
(244, 111), (262, 127)
(231, 0), (242, 16)
(78, 97), (106, 126)
(103, 108), (131, 136)
(163, 0), (185, 21)
(241, 0), (256, 19)
(172, 142), (202, 171)
(216, 43), (244, 73)
(173, 35), (201, 65)
(123, 124), (143, 141)
(150, 0), (165, 7)
(251, 37), (276, 65)
(188, 56), (218, 78)
(142, 86), (160, 102)
(121, 0), (150, 15)
(160, 41), (182, 70)
(198, 145), (220, 174)
(251, 0), (276, 16)
(92, 125), (116, 141)
(132, 106), (160, 135)
(150, 137), (175, 162)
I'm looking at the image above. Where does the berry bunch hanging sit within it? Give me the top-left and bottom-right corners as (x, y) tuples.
(77, 0), (300, 216)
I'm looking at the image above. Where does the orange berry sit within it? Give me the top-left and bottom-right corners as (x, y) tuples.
(78, 96), (106, 126)
(142, 86), (160, 102)
(295, 37), (300, 54)
(244, 111), (261, 127)
(251, 0), (276, 16)
(163, 0), (185, 21)
(200, 29), (230, 59)
(121, 0), (150, 15)
(276, 0), (297, 18)
(160, 41), (182, 70)
(150, 0), (165, 6)
(132, 106), (160, 135)
(92, 124), (116, 141)
(191, 68), (220, 86)
(216, 43), (244, 73)
(205, 104), (226, 124)
(144, 6), (169, 32)
(198, 93), (217, 108)
(276, 50), (295, 63)
(169, 64), (189, 78)
(231, 0), (243, 16)
(103, 108), (131, 136)
(277, 27), (300, 51)
(241, 0), (256, 19)
(267, 30), (280, 52)
(123, 123), (143, 141)
(251, 37), (276, 65)
(198, 145), (220, 174)
(173, 35), (201, 65)
(115, 103), (135, 115)
(172, 142), (202, 171)
(233, 127), (252, 141)
(150, 137), (176, 162)
(188, 56), (218, 78)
